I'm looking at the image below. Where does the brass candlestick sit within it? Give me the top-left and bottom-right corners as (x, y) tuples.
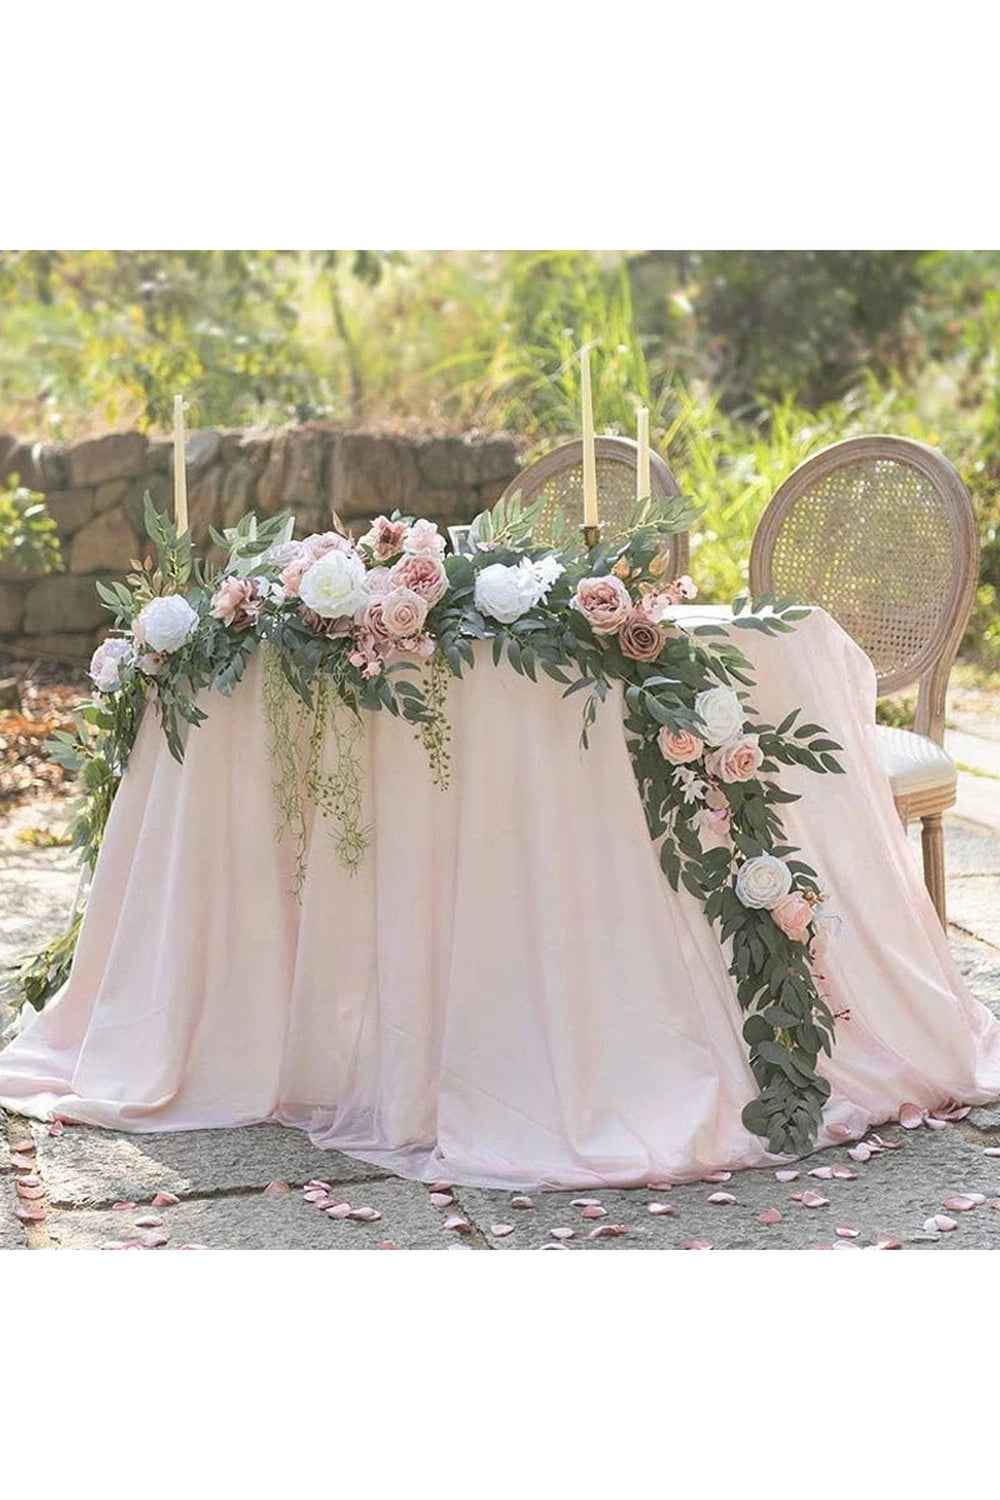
(582, 522), (602, 549)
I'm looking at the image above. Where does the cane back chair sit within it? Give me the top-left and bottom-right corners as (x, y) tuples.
(749, 435), (980, 926)
(498, 436), (690, 579)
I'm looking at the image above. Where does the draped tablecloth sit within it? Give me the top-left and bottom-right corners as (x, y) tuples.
(2, 608), (999, 1188)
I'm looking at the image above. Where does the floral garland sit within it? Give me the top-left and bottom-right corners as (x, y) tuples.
(16, 490), (845, 1158)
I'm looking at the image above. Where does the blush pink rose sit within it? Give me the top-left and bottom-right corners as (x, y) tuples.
(360, 516), (409, 561)
(705, 734), (763, 783)
(361, 599), (393, 644)
(619, 609), (667, 662)
(403, 518), (446, 556)
(573, 574), (632, 635)
(380, 586), (429, 639)
(209, 575), (260, 630)
(770, 892), (813, 944)
(303, 531), (353, 561)
(389, 552), (448, 606)
(658, 728), (704, 765)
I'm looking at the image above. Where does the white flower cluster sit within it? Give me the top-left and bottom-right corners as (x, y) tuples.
(474, 555), (564, 624)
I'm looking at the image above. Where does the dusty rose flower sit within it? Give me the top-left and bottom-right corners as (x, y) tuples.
(705, 734), (763, 783)
(658, 728), (704, 765)
(363, 567), (393, 601)
(390, 632), (436, 662)
(299, 607), (352, 637)
(668, 574), (698, 602)
(573, 574), (632, 634)
(360, 516), (409, 561)
(770, 892), (814, 944)
(619, 609), (667, 662)
(698, 804), (732, 841)
(403, 518), (445, 556)
(389, 552), (448, 606)
(380, 586), (429, 639)
(303, 531), (352, 561)
(361, 599), (393, 644)
(209, 576), (260, 630)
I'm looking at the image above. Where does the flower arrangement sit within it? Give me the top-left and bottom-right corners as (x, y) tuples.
(16, 488), (845, 1159)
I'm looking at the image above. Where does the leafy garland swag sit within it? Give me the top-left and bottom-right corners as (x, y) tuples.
(15, 490), (845, 1158)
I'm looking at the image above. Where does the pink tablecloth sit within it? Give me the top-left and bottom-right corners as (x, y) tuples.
(2, 609), (999, 1188)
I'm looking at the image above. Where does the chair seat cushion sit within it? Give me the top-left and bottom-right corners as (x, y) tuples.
(874, 724), (957, 798)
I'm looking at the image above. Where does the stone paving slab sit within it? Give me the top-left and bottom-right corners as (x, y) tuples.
(31, 1121), (390, 1208)
(948, 878), (1000, 949)
(0, 1174), (24, 1250)
(454, 1125), (1000, 1251)
(0, 846), (78, 982)
(907, 821), (1000, 877)
(47, 1176), (452, 1251)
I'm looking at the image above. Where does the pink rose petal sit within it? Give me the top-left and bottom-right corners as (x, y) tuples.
(775, 1169), (799, 1182)
(931, 1103), (971, 1122)
(799, 1190), (829, 1208)
(835, 1224), (860, 1238)
(550, 1227), (575, 1240)
(872, 1236), (902, 1249)
(588, 1223), (628, 1239)
(16, 1183), (44, 1200)
(305, 1180), (332, 1192)
(263, 1181), (290, 1195)
(429, 1182), (454, 1193)
(942, 1195), (981, 1211)
(707, 1192), (736, 1205)
(831, 1240), (861, 1250)
(830, 1164), (858, 1179)
(133, 1215), (163, 1228)
(923, 1215), (957, 1232)
(581, 1205), (607, 1219)
(48, 1120), (65, 1137)
(757, 1208), (782, 1225)
(13, 1204), (45, 1222)
(303, 1190), (328, 1203)
(571, 1198), (603, 1208)
(180, 1244), (211, 1250)
(898, 1103), (925, 1129)
(429, 1192), (454, 1208)
(992, 1201), (1000, 1211)
(646, 1179), (674, 1191)
(139, 1231), (169, 1248)
(539, 1242), (569, 1250)
(151, 1192), (180, 1207)
(683, 1240), (713, 1250)
(510, 1195), (534, 1209)
(848, 1144), (873, 1163)
(378, 1241), (398, 1250)
(491, 1224), (515, 1237)
(925, 1116), (948, 1131)
(873, 1134), (903, 1150)
(808, 1166), (834, 1179)
(789, 1191), (805, 1202)
(828, 1122), (854, 1141)
(647, 1202), (675, 1216)
(349, 1207), (383, 1223)
(442, 1215), (471, 1234)
(100, 1242), (126, 1250)
(326, 1203), (352, 1219)
(112, 1202), (136, 1211)
(982, 1147), (1000, 1157)
(10, 1139), (34, 1154)
(703, 1171), (732, 1183)
(10, 1153), (35, 1171)
(16, 1174), (40, 1188)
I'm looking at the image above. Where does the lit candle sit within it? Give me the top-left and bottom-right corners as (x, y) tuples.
(581, 347), (598, 528)
(172, 394), (189, 536)
(637, 406), (650, 503)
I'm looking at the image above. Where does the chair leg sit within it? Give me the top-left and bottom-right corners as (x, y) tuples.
(920, 813), (947, 927)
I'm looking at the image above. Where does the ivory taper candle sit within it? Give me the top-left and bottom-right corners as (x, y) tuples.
(581, 347), (598, 528)
(637, 406), (650, 503)
(172, 394), (189, 536)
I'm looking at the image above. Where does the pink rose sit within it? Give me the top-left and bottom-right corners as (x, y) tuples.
(299, 607), (352, 637)
(360, 516), (409, 562)
(361, 599), (393, 644)
(390, 632), (436, 662)
(573, 574), (632, 635)
(403, 518), (445, 557)
(380, 586), (429, 639)
(618, 609), (667, 662)
(303, 531), (353, 562)
(389, 552), (448, 606)
(658, 728), (704, 765)
(363, 567), (393, 602)
(668, 574), (698, 602)
(705, 734), (763, 783)
(637, 588), (674, 623)
(209, 575), (260, 630)
(770, 892), (813, 944)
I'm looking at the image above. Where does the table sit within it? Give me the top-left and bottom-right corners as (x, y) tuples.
(1, 608), (998, 1189)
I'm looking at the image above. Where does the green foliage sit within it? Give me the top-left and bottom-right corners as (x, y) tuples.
(0, 476), (62, 574)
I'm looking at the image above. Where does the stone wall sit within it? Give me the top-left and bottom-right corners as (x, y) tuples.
(0, 424), (523, 660)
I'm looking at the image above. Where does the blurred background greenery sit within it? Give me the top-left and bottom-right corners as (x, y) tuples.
(0, 249), (997, 676)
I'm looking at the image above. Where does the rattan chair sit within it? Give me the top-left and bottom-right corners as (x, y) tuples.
(749, 435), (980, 926)
(498, 437), (690, 578)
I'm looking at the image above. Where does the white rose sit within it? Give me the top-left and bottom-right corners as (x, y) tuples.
(89, 637), (132, 693)
(693, 685), (744, 746)
(735, 854), (794, 910)
(526, 554), (564, 602)
(474, 562), (540, 624)
(299, 550), (368, 619)
(134, 595), (200, 654)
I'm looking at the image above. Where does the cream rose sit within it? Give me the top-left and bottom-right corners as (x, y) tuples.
(134, 594), (199, 654)
(735, 854), (793, 910)
(380, 586), (429, 639)
(657, 728), (704, 765)
(474, 562), (538, 624)
(693, 685), (744, 746)
(705, 734), (763, 783)
(770, 892), (814, 943)
(298, 550), (368, 620)
(573, 574), (632, 635)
